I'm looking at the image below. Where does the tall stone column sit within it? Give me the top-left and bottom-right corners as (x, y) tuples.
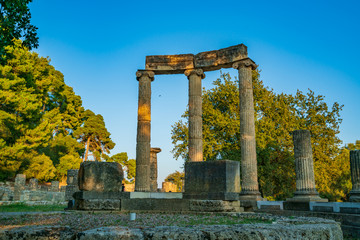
(185, 69), (205, 162)
(289, 130), (327, 201)
(150, 147), (161, 192)
(233, 59), (261, 200)
(135, 70), (154, 192)
(349, 150), (360, 202)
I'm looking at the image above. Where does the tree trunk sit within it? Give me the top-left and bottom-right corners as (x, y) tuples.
(84, 137), (90, 161)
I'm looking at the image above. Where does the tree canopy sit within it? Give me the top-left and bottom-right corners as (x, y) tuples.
(164, 171), (184, 192)
(0, 40), (114, 182)
(106, 152), (136, 183)
(0, 0), (38, 61)
(171, 71), (350, 201)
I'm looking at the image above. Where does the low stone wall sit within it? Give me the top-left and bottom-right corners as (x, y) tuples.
(20, 190), (65, 202)
(0, 216), (343, 240)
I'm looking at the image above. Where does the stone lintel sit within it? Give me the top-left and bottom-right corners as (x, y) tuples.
(144, 44), (248, 75)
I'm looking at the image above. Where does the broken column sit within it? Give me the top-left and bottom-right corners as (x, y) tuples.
(185, 69), (205, 162)
(14, 174), (26, 201)
(285, 130), (327, 210)
(135, 70), (154, 192)
(150, 147), (161, 192)
(349, 150), (360, 202)
(233, 59), (262, 201)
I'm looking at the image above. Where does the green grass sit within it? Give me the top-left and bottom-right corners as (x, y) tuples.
(0, 203), (65, 212)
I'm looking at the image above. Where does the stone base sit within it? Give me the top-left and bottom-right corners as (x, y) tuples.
(349, 190), (360, 202)
(183, 160), (240, 200)
(284, 195), (328, 211)
(75, 199), (121, 210)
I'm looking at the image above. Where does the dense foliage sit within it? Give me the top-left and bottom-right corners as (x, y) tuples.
(0, 41), (114, 181)
(106, 152), (136, 183)
(171, 71), (351, 201)
(0, 0), (38, 61)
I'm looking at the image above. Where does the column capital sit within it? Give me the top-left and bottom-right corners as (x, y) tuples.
(151, 147), (162, 154)
(136, 70), (155, 81)
(184, 68), (205, 80)
(232, 58), (258, 70)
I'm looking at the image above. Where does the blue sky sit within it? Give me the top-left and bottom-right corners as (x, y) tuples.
(30, 0), (360, 186)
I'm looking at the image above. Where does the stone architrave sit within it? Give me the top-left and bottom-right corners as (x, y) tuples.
(349, 150), (360, 202)
(135, 70), (154, 192)
(14, 174), (26, 201)
(287, 130), (327, 202)
(185, 69), (205, 162)
(233, 59), (262, 201)
(150, 147), (161, 192)
(29, 178), (38, 191)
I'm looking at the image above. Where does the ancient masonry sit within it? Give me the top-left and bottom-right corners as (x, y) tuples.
(134, 44), (262, 202)
(350, 150), (360, 202)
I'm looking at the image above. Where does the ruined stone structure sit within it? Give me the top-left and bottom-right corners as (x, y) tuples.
(150, 147), (161, 192)
(349, 150), (360, 202)
(134, 44), (262, 203)
(284, 130), (327, 210)
(13, 174), (26, 201)
(65, 169), (79, 201)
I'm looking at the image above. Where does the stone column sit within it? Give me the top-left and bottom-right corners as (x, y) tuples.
(290, 130), (327, 201)
(65, 169), (79, 201)
(185, 69), (205, 162)
(135, 70), (154, 192)
(150, 147), (161, 192)
(233, 59), (261, 200)
(349, 150), (360, 202)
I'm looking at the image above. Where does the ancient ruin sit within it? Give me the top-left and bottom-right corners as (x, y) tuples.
(349, 150), (360, 202)
(135, 44), (262, 205)
(284, 130), (327, 210)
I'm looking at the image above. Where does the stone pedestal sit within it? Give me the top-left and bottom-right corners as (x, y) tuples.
(183, 160), (240, 200)
(233, 59), (262, 201)
(285, 130), (327, 210)
(349, 150), (360, 202)
(150, 148), (161, 192)
(74, 162), (124, 210)
(135, 70), (154, 192)
(185, 69), (205, 162)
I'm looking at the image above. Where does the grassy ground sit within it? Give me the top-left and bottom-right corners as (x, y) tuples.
(0, 203), (65, 212)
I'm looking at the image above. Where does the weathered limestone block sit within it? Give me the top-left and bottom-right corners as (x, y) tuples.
(67, 169), (79, 185)
(189, 200), (241, 212)
(78, 162), (124, 192)
(194, 44), (248, 71)
(20, 190), (65, 202)
(51, 181), (60, 192)
(162, 181), (177, 192)
(184, 160), (240, 200)
(150, 147), (161, 192)
(350, 150), (360, 202)
(77, 227), (143, 240)
(29, 178), (38, 190)
(145, 54), (194, 74)
(65, 169), (79, 201)
(13, 174), (26, 201)
(0, 186), (13, 201)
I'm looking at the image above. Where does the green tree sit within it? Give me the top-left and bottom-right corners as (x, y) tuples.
(165, 171), (184, 192)
(107, 152), (136, 183)
(0, 0), (38, 61)
(0, 40), (112, 182)
(74, 110), (115, 161)
(171, 71), (348, 201)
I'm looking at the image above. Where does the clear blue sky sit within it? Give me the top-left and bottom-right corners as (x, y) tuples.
(30, 0), (360, 186)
